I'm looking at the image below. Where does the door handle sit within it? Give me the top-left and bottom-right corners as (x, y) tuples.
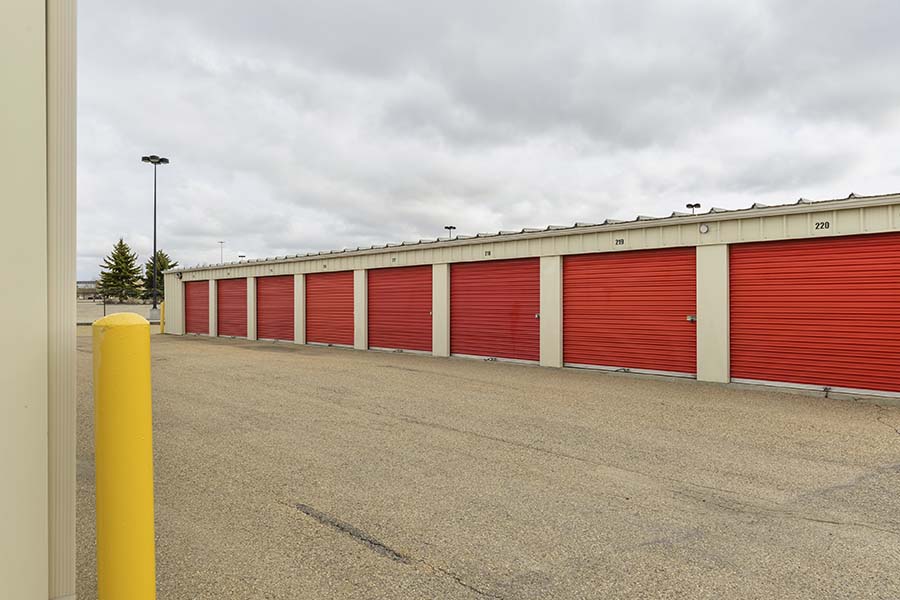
(686, 315), (697, 323)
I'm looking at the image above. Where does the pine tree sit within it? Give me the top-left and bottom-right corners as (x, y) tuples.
(142, 250), (178, 300)
(97, 238), (142, 302)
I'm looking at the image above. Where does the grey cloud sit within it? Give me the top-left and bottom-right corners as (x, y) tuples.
(76, 1), (900, 277)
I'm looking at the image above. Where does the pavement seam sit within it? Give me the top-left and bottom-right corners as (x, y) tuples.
(281, 500), (506, 599)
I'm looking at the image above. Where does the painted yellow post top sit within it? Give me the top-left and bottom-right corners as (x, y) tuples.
(92, 310), (156, 599)
(93, 312), (149, 329)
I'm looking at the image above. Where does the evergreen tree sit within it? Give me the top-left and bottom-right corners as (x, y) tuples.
(97, 238), (142, 302)
(142, 250), (178, 300)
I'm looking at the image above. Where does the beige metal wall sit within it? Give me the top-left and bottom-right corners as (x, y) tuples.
(539, 256), (563, 368)
(208, 279), (218, 337)
(165, 195), (900, 387)
(47, 0), (77, 596)
(247, 277), (257, 340)
(166, 274), (185, 334)
(1, 2), (50, 595)
(696, 245), (730, 383)
(174, 195), (900, 282)
(293, 274), (305, 344)
(431, 264), (450, 357)
(1, 0), (76, 597)
(353, 270), (368, 350)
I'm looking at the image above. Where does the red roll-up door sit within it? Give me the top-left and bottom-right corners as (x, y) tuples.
(184, 281), (209, 335)
(368, 265), (432, 352)
(306, 271), (354, 346)
(450, 258), (539, 361)
(563, 248), (697, 375)
(256, 275), (294, 341)
(217, 278), (247, 337)
(730, 232), (900, 393)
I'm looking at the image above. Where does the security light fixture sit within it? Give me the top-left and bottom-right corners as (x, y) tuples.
(141, 154), (170, 311)
(686, 203), (701, 215)
(444, 225), (457, 239)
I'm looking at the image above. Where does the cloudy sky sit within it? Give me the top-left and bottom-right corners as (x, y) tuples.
(77, 1), (900, 279)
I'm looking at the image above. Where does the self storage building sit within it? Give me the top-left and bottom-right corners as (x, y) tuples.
(164, 192), (900, 397)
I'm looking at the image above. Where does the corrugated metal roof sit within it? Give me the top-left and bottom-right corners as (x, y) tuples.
(168, 191), (900, 273)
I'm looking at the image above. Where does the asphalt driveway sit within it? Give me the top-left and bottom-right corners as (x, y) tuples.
(77, 334), (900, 599)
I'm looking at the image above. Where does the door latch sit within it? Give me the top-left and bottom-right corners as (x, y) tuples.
(686, 315), (697, 323)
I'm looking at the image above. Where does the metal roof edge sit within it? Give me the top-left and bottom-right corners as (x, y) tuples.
(163, 191), (900, 274)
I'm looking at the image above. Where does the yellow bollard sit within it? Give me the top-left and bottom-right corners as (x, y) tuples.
(160, 300), (166, 334)
(93, 313), (156, 600)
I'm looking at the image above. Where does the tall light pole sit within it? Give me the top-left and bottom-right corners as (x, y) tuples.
(141, 155), (169, 318)
(218, 241), (225, 263)
(444, 225), (456, 239)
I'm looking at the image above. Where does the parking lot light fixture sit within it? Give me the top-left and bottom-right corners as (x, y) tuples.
(141, 155), (170, 312)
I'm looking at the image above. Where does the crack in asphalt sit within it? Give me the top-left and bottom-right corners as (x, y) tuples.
(873, 404), (900, 437)
(420, 562), (506, 600)
(794, 462), (900, 501)
(298, 398), (900, 554)
(383, 410), (748, 499)
(286, 502), (412, 564)
(394, 412), (604, 468)
(672, 489), (900, 538)
(283, 501), (506, 599)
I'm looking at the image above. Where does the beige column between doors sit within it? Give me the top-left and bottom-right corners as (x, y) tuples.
(294, 273), (305, 344)
(208, 279), (217, 337)
(539, 256), (563, 367)
(696, 244), (730, 383)
(247, 277), (257, 340)
(353, 270), (367, 350)
(432, 264), (450, 357)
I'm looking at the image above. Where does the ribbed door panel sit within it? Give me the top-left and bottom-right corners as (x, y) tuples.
(368, 266), (432, 352)
(450, 258), (540, 361)
(184, 281), (209, 335)
(731, 233), (900, 393)
(256, 275), (294, 341)
(306, 271), (354, 345)
(563, 248), (697, 374)
(217, 278), (247, 337)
